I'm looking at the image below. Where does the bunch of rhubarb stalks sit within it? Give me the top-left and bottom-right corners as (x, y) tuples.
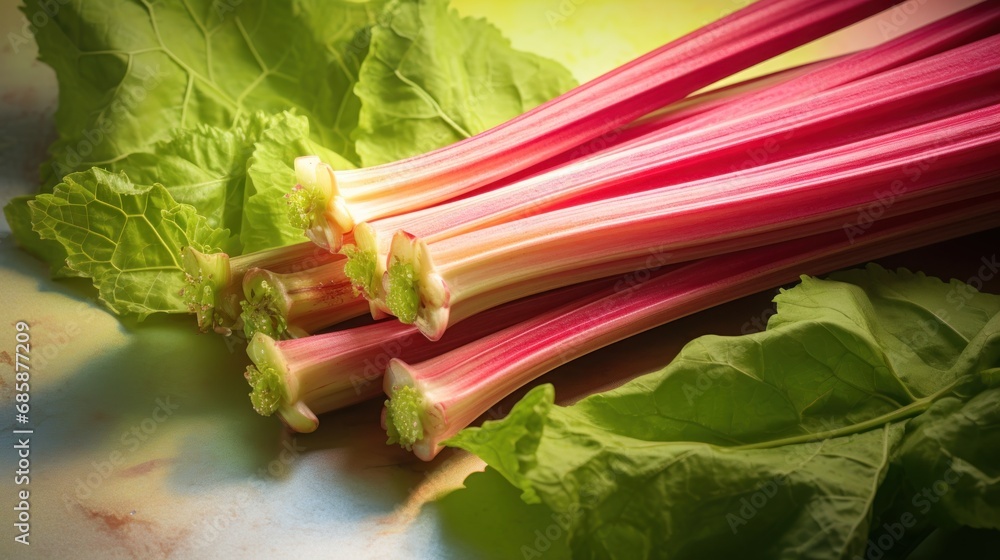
(192, 0), (1000, 460)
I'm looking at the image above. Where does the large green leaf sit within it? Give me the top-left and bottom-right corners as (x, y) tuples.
(28, 168), (229, 318)
(24, 0), (383, 188)
(354, 0), (578, 166)
(110, 111), (352, 253)
(3, 196), (74, 276)
(448, 266), (1000, 557)
(553, 269), (1000, 447)
(109, 117), (267, 238)
(896, 387), (1000, 530)
(453, 384), (906, 560)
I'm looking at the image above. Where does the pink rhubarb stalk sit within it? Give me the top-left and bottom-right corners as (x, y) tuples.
(622, 1), (1000, 148)
(243, 280), (608, 432)
(239, 258), (369, 340)
(290, 0), (902, 251)
(382, 195), (1000, 460)
(508, 1), (1000, 182)
(383, 102), (1000, 339)
(181, 241), (339, 334)
(348, 31), (1000, 313)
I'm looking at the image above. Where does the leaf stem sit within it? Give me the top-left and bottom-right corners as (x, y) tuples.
(732, 378), (964, 451)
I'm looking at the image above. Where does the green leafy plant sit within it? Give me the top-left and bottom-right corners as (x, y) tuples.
(448, 265), (1000, 558)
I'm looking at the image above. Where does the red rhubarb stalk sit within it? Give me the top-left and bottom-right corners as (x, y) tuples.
(512, 1), (1000, 180)
(383, 102), (1000, 339)
(243, 280), (609, 432)
(290, 0), (902, 250)
(240, 259), (369, 340)
(383, 195), (1000, 460)
(625, 1), (1000, 147)
(346, 32), (1000, 312)
(181, 241), (340, 334)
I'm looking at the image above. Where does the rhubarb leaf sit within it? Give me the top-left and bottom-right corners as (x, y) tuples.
(539, 268), (1000, 447)
(793, 265), (1000, 397)
(447, 266), (1000, 557)
(28, 168), (230, 318)
(24, 0), (383, 188)
(354, 0), (578, 166)
(108, 115), (270, 245)
(110, 111), (352, 254)
(452, 384), (906, 559)
(3, 196), (75, 277)
(896, 387), (1000, 529)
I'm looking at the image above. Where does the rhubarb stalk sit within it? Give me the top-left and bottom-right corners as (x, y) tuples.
(290, 0), (902, 250)
(383, 195), (1000, 460)
(383, 102), (1000, 339)
(243, 280), (605, 432)
(512, 1), (1000, 180)
(240, 259), (369, 340)
(347, 31), (1000, 312)
(181, 241), (339, 334)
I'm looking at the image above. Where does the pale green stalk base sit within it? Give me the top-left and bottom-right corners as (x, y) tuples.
(384, 231), (451, 340)
(385, 260), (421, 324)
(181, 247), (236, 334)
(245, 364), (287, 417)
(383, 359), (447, 460)
(245, 332), (318, 433)
(289, 155), (354, 251)
(384, 385), (425, 450)
(240, 274), (290, 340)
(343, 245), (378, 299)
(347, 222), (393, 319)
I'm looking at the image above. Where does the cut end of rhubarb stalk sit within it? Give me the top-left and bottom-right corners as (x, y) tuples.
(344, 222), (392, 319)
(384, 359), (445, 460)
(181, 246), (236, 334)
(245, 363), (287, 417)
(385, 385), (425, 450)
(384, 259), (420, 323)
(345, 223), (396, 318)
(245, 333), (318, 432)
(383, 231), (450, 341)
(343, 245), (378, 299)
(344, 242), (391, 320)
(240, 269), (292, 340)
(289, 156), (354, 251)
